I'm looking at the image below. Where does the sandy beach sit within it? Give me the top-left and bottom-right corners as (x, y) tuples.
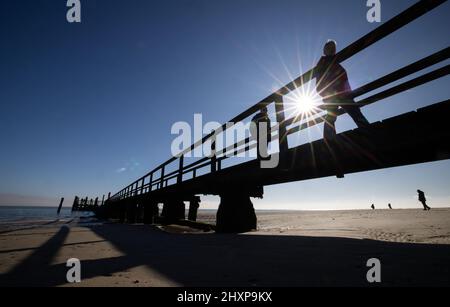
(0, 208), (449, 287)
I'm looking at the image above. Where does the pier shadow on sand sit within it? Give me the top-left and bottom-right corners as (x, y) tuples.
(1, 224), (449, 287)
(0, 225), (70, 287)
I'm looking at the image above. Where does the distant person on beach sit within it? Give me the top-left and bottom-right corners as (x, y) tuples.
(417, 190), (431, 211)
(388, 203), (392, 210)
(371, 204), (375, 210)
(251, 107), (271, 160)
(314, 40), (370, 140)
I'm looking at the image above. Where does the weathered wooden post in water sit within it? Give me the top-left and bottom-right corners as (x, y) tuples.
(57, 197), (64, 215)
(71, 196), (79, 212)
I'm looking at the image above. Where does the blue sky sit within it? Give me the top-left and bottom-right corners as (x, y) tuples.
(0, 0), (449, 209)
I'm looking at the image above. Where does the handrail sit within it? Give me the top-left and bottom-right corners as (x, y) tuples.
(285, 46), (450, 128)
(288, 64), (450, 135)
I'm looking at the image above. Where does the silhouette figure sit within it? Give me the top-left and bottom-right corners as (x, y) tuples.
(251, 107), (271, 160)
(388, 203), (392, 210)
(314, 40), (370, 140)
(417, 190), (431, 211)
(371, 204), (375, 210)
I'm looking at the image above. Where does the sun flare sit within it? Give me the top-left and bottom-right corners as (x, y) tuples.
(295, 94), (317, 114)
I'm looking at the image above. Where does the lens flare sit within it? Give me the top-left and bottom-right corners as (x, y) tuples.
(295, 94), (317, 114)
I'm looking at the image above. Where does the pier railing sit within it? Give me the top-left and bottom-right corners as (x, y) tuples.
(110, 0), (449, 202)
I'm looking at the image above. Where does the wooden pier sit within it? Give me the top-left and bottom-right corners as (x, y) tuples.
(79, 0), (449, 232)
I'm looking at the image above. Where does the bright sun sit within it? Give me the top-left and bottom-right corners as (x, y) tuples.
(295, 94), (316, 114)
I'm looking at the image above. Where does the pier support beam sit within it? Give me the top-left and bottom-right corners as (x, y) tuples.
(188, 196), (200, 222)
(216, 190), (258, 233)
(161, 200), (185, 224)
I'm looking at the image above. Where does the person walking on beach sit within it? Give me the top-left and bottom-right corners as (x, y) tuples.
(251, 106), (271, 160)
(388, 203), (392, 210)
(371, 204), (375, 210)
(314, 40), (370, 141)
(417, 190), (431, 211)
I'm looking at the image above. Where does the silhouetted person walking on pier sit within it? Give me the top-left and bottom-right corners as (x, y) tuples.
(314, 40), (370, 140)
(417, 190), (431, 211)
(251, 107), (271, 160)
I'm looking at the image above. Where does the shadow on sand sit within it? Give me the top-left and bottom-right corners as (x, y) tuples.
(1, 224), (449, 286)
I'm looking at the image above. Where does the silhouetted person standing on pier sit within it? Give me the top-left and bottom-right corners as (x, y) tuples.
(314, 40), (370, 140)
(417, 190), (431, 211)
(251, 107), (271, 160)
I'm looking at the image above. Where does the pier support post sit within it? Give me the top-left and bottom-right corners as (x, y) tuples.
(135, 203), (144, 223)
(119, 201), (127, 223)
(161, 200), (185, 224)
(188, 196), (200, 222)
(126, 201), (137, 224)
(216, 190), (258, 233)
(143, 201), (159, 224)
(106, 201), (117, 219)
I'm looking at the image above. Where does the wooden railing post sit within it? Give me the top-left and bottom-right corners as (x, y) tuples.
(274, 94), (289, 153)
(149, 173), (153, 192)
(178, 155), (184, 184)
(140, 178), (145, 194)
(211, 137), (217, 173)
(160, 166), (165, 189)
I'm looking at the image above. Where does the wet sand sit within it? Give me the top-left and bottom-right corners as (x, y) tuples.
(0, 208), (449, 287)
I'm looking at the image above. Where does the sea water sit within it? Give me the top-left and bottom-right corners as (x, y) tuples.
(0, 206), (91, 223)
